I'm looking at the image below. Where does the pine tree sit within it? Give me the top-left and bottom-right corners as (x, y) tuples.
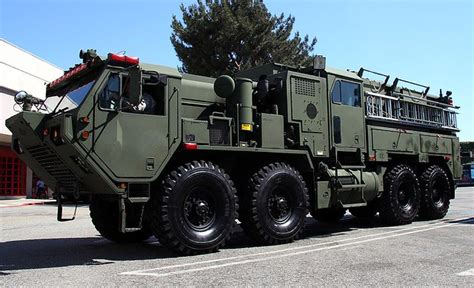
(171, 0), (317, 77)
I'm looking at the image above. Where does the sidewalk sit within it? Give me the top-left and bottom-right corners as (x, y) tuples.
(0, 198), (56, 208)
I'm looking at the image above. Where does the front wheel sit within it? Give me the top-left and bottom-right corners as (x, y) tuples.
(89, 196), (152, 243)
(148, 161), (237, 255)
(418, 165), (451, 220)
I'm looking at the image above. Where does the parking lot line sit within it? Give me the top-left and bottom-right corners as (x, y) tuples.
(457, 268), (474, 276)
(122, 218), (450, 274)
(121, 216), (473, 278)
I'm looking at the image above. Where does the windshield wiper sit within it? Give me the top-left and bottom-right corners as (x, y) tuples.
(49, 95), (69, 117)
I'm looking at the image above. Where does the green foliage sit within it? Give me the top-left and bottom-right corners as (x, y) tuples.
(171, 0), (317, 77)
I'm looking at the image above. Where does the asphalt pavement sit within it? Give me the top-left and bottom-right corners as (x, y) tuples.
(1, 187), (473, 287)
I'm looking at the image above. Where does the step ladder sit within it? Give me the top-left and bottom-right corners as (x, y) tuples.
(333, 148), (367, 208)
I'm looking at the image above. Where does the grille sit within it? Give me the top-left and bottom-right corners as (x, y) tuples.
(294, 77), (316, 97)
(209, 120), (230, 145)
(27, 145), (77, 193)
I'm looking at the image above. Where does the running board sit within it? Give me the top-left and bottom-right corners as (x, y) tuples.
(341, 202), (367, 208)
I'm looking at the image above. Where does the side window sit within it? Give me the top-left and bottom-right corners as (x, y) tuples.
(340, 81), (360, 106)
(331, 80), (360, 107)
(331, 80), (341, 103)
(99, 73), (121, 110)
(98, 72), (167, 115)
(140, 75), (166, 116)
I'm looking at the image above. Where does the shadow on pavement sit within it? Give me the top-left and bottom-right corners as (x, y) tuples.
(3, 215), (470, 272)
(0, 236), (174, 272)
(224, 215), (380, 250)
(0, 216), (369, 271)
(447, 216), (474, 224)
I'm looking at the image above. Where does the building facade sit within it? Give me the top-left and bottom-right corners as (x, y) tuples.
(0, 39), (66, 198)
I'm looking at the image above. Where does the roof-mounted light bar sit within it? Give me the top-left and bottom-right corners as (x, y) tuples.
(48, 63), (88, 89)
(107, 53), (139, 65)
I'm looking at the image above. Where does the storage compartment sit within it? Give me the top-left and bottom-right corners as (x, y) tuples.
(258, 113), (284, 149)
(182, 119), (210, 144)
(420, 134), (452, 154)
(371, 128), (415, 152)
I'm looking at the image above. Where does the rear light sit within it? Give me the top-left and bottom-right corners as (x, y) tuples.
(107, 53), (139, 65)
(183, 143), (198, 150)
(43, 128), (49, 136)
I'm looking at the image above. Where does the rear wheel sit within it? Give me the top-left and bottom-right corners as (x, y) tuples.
(379, 164), (420, 225)
(89, 196), (151, 243)
(239, 162), (309, 245)
(418, 165), (450, 220)
(149, 161), (237, 255)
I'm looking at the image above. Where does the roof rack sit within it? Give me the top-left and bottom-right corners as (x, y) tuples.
(357, 68), (390, 88)
(391, 78), (430, 97)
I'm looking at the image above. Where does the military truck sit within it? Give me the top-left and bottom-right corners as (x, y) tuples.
(6, 50), (461, 255)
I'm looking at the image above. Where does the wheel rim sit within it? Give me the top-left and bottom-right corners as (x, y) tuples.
(267, 187), (292, 223)
(398, 175), (416, 211)
(183, 188), (216, 231)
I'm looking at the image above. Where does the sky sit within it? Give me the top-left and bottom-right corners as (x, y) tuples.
(1, 0), (473, 140)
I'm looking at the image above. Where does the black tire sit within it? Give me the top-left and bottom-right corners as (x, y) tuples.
(239, 162), (309, 245)
(349, 203), (378, 219)
(89, 196), (152, 243)
(418, 165), (450, 220)
(149, 161), (237, 255)
(311, 208), (347, 222)
(379, 164), (420, 225)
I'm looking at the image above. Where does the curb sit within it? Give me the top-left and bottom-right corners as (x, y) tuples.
(0, 201), (55, 208)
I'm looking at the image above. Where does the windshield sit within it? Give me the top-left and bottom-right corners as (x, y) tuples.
(67, 80), (96, 106)
(45, 80), (96, 113)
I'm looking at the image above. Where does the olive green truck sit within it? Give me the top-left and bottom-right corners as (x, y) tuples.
(6, 50), (461, 255)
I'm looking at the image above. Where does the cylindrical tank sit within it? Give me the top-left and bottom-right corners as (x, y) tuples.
(235, 78), (254, 132)
(325, 169), (380, 201)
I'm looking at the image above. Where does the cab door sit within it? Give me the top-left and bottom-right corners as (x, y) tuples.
(82, 70), (170, 180)
(329, 76), (365, 150)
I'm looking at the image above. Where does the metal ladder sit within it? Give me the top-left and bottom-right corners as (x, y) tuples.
(365, 91), (458, 130)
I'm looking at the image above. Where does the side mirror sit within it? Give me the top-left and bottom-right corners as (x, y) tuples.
(15, 91), (29, 103)
(128, 65), (142, 106)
